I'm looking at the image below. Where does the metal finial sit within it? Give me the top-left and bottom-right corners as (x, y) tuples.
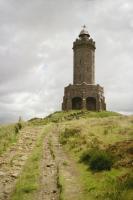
(82, 25), (86, 29)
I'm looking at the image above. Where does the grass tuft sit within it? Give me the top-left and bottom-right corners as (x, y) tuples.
(0, 122), (24, 155)
(89, 150), (113, 171)
(80, 149), (113, 171)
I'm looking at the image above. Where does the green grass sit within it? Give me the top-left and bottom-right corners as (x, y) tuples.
(57, 166), (65, 200)
(11, 124), (51, 200)
(60, 115), (133, 148)
(48, 138), (55, 159)
(77, 163), (132, 200)
(59, 113), (133, 200)
(28, 110), (120, 126)
(0, 122), (24, 155)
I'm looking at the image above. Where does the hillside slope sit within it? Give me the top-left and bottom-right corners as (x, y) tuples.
(0, 111), (133, 200)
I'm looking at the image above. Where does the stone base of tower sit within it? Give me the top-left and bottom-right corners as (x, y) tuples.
(62, 83), (106, 111)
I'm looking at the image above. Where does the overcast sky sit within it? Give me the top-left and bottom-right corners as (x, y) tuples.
(0, 0), (133, 123)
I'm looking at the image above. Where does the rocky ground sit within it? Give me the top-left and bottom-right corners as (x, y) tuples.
(0, 126), (43, 200)
(36, 125), (84, 200)
(0, 124), (85, 200)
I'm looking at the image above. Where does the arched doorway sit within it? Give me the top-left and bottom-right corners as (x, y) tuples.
(86, 97), (96, 111)
(72, 97), (82, 110)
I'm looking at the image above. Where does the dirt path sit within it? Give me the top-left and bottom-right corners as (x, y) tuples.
(38, 125), (85, 200)
(37, 132), (59, 200)
(0, 126), (43, 200)
(0, 124), (86, 200)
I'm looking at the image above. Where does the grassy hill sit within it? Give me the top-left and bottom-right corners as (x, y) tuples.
(29, 111), (133, 199)
(0, 111), (133, 200)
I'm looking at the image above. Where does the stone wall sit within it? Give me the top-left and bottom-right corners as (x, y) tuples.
(62, 83), (106, 111)
(73, 37), (95, 85)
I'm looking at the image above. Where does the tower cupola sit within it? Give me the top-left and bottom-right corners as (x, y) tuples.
(79, 25), (90, 39)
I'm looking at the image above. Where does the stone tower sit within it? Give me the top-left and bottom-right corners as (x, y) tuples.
(62, 26), (106, 111)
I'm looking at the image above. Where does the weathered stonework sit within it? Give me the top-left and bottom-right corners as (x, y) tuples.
(62, 27), (106, 111)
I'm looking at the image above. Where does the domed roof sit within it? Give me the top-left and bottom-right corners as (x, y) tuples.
(79, 26), (90, 37)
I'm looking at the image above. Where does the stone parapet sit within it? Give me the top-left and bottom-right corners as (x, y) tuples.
(73, 38), (96, 50)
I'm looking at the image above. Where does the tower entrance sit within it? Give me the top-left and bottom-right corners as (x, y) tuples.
(72, 97), (82, 110)
(86, 97), (96, 111)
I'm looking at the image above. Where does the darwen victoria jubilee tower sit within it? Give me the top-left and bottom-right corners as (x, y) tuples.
(62, 27), (106, 111)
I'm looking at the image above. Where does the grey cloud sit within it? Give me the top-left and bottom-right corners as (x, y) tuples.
(0, 0), (133, 123)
